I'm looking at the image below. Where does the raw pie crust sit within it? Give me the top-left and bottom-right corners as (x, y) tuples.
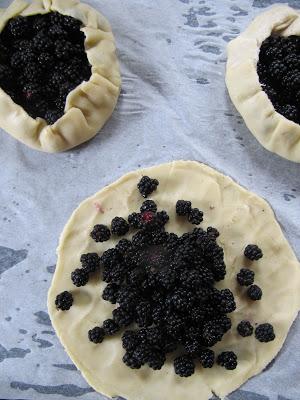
(48, 160), (300, 400)
(226, 5), (300, 163)
(0, 0), (121, 152)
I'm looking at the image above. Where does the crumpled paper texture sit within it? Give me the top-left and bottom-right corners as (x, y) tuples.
(0, 0), (299, 399)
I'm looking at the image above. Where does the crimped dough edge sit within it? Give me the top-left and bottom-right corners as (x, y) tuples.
(48, 160), (300, 400)
(0, 0), (121, 152)
(226, 5), (300, 163)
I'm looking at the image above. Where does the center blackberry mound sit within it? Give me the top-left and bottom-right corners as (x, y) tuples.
(0, 12), (92, 125)
(87, 199), (237, 377)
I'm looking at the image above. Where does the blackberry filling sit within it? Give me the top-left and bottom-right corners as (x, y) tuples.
(258, 35), (300, 124)
(57, 176), (276, 377)
(0, 12), (91, 125)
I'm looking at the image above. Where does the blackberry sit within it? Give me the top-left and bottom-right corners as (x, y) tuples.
(164, 232), (179, 251)
(166, 314), (185, 338)
(145, 327), (163, 347)
(111, 217), (129, 236)
(176, 200), (192, 216)
(174, 355), (195, 377)
(7, 17), (30, 38)
(199, 349), (215, 368)
(211, 260), (226, 281)
(0, 65), (12, 82)
(262, 84), (277, 102)
(62, 15), (82, 33)
(55, 39), (74, 60)
(211, 288), (236, 314)
(128, 212), (143, 229)
(148, 351), (166, 370)
(132, 343), (151, 365)
(236, 268), (255, 286)
(157, 269), (176, 290)
(237, 320), (254, 337)
(202, 321), (224, 347)
(135, 302), (153, 327)
(190, 306), (206, 324)
(10, 52), (24, 69)
(188, 208), (203, 225)
(217, 351), (238, 370)
(90, 224), (111, 242)
(123, 351), (143, 369)
(44, 110), (63, 125)
(104, 263), (126, 285)
(247, 284), (262, 301)
(140, 200), (157, 213)
(32, 32), (53, 52)
(184, 340), (202, 356)
(49, 24), (68, 39)
(122, 330), (139, 351)
(244, 244), (263, 261)
(101, 248), (122, 268)
(269, 60), (287, 80)
(284, 53), (300, 70)
(88, 327), (105, 344)
(38, 52), (54, 69)
(137, 176), (159, 198)
(113, 306), (134, 327)
(255, 323), (275, 343)
(71, 268), (89, 287)
(127, 268), (146, 285)
(117, 286), (140, 310)
(33, 16), (49, 33)
(155, 210), (169, 227)
(55, 94), (66, 112)
(102, 318), (120, 335)
(49, 72), (65, 89)
(80, 253), (100, 273)
(55, 291), (73, 310)
(207, 226), (220, 238)
(102, 283), (119, 304)
(279, 104), (298, 122)
(116, 239), (132, 255)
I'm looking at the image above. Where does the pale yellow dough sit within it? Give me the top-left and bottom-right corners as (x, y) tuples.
(48, 161), (300, 400)
(0, 0), (121, 152)
(226, 5), (300, 163)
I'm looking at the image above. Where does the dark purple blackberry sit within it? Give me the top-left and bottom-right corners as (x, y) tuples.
(135, 302), (153, 327)
(279, 104), (298, 122)
(49, 24), (68, 39)
(184, 340), (202, 356)
(49, 72), (65, 89)
(128, 212), (143, 229)
(113, 306), (134, 327)
(55, 39), (74, 60)
(211, 259), (226, 281)
(148, 351), (166, 370)
(44, 110), (63, 125)
(122, 330), (139, 351)
(0, 65), (12, 82)
(104, 263), (126, 285)
(102, 318), (120, 335)
(123, 351), (143, 369)
(174, 355), (195, 377)
(137, 176), (159, 198)
(22, 83), (41, 102)
(62, 15), (82, 33)
(140, 200), (157, 213)
(10, 52), (25, 69)
(157, 268), (176, 290)
(33, 16), (49, 33)
(7, 16), (30, 38)
(132, 343), (151, 365)
(90, 224), (111, 242)
(55, 94), (66, 112)
(202, 321), (224, 347)
(154, 210), (170, 227)
(255, 323), (275, 343)
(236, 268), (255, 286)
(207, 226), (220, 238)
(188, 208), (203, 225)
(80, 253), (100, 273)
(111, 217), (129, 236)
(55, 291), (73, 310)
(145, 327), (163, 347)
(32, 32), (53, 52)
(244, 244), (263, 261)
(199, 349), (215, 368)
(117, 286), (140, 310)
(247, 284), (263, 301)
(101, 248), (122, 268)
(116, 239), (132, 255)
(102, 283), (119, 304)
(176, 200), (192, 216)
(164, 232), (179, 251)
(71, 268), (89, 287)
(284, 53), (300, 70)
(211, 288), (236, 314)
(38, 52), (54, 69)
(190, 306), (206, 324)
(88, 327), (105, 344)
(237, 320), (254, 337)
(269, 60), (287, 80)
(217, 351), (237, 370)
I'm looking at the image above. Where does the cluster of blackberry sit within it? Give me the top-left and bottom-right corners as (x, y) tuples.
(258, 35), (300, 124)
(0, 12), (91, 124)
(236, 245), (275, 343)
(55, 175), (276, 377)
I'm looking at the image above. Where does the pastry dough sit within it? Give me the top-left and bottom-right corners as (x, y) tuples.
(226, 5), (300, 163)
(48, 161), (300, 400)
(0, 0), (121, 152)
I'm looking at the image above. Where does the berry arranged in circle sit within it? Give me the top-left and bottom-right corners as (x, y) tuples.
(55, 291), (73, 310)
(255, 323), (275, 343)
(0, 12), (91, 125)
(55, 175), (276, 378)
(244, 244), (263, 261)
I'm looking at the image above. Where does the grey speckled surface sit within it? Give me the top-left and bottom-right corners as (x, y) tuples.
(0, 0), (300, 399)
